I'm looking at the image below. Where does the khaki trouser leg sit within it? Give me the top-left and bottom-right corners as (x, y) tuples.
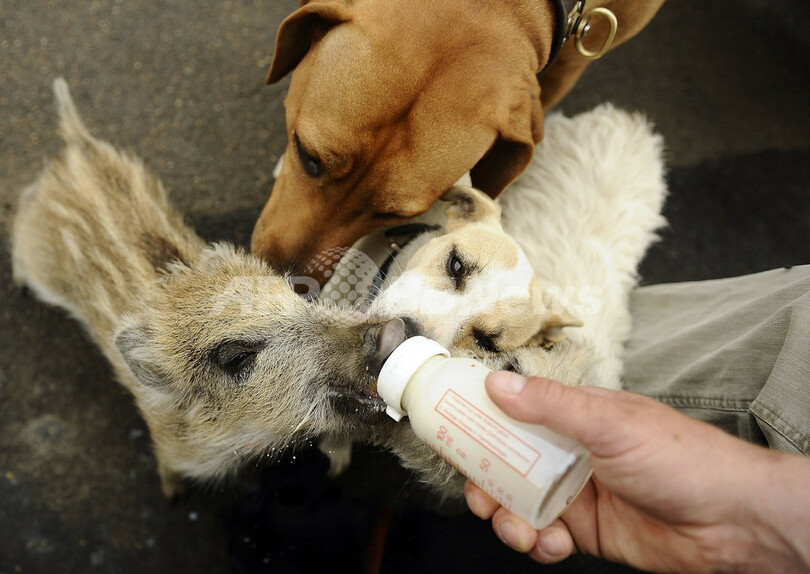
(623, 266), (810, 455)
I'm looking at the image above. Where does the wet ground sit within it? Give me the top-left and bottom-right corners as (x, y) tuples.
(1, 1), (809, 572)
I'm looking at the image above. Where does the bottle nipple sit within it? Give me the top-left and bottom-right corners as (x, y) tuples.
(377, 336), (450, 421)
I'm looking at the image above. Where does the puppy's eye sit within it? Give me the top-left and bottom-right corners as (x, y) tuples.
(473, 328), (500, 353)
(448, 254), (464, 276)
(446, 248), (467, 289)
(294, 132), (323, 177)
(211, 340), (266, 380)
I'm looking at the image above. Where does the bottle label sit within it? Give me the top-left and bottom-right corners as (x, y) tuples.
(435, 389), (540, 477)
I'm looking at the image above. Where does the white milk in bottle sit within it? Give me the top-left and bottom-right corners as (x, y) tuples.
(377, 336), (592, 529)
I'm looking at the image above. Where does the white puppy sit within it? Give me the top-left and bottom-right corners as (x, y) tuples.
(375, 106), (667, 494)
(319, 186), (586, 478)
(314, 105), (668, 489)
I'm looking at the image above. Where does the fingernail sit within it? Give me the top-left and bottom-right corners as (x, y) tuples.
(537, 529), (568, 558)
(488, 371), (527, 394)
(496, 520), (520, 548)
(496, 518), (535, 552)
(464, 482), (481, 516)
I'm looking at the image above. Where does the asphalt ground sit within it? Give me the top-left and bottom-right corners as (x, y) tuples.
(1, 1), (809, 572)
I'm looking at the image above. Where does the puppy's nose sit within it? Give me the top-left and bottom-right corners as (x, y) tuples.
(365, 318), (407, 377)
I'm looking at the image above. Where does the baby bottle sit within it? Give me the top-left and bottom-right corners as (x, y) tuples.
(377, 336), (592, 529)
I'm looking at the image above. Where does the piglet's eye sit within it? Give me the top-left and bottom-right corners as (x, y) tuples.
(212, 340), (266, 380)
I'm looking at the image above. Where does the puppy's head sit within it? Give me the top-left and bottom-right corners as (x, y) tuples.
(369, 186), (580, 355)
(253, 0), (547, 279)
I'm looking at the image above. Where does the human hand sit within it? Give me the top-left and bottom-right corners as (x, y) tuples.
(464, 371), (810, 573)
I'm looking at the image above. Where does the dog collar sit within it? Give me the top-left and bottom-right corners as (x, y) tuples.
(368, 223), (440, 303)
(540, 0), (585, 76)
(539, 0), (618, 76)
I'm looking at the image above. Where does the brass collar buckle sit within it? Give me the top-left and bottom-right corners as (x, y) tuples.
(539, 0), (618, 76)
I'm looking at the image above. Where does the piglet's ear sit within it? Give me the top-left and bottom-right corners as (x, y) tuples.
(266, 1), (353, 84)
(440, 185), (502, 231)
(115, 319), (170, 390)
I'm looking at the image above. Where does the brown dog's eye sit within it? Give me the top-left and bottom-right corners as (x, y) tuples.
(294, 132), (323, 177)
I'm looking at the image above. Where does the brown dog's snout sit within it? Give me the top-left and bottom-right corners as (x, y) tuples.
(251, 199), (360, 285)
(252, 231), (342, 286)
(365, 318), (407, 377)
(251, 226), (299, 273)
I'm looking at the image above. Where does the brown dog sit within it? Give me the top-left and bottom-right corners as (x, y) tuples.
(252, 0), (665, 278)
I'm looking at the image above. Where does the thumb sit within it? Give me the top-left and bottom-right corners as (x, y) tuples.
(485, 371), (649, 455)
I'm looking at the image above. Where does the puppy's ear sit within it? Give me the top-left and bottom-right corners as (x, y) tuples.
(470, 78), (544, 198)
(440, 185), (502, 230)
(267, 1), (352, 84)
(531, 291), (583, 347)
(115, 319), (170, 390)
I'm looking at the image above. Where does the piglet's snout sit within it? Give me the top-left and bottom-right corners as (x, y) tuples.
(365, 318), (407, 377)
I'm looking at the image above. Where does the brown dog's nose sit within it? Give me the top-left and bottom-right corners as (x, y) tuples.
(251, 234), (335, 287)
(365, 318), (407, 377)
(251, 234), (295, 272)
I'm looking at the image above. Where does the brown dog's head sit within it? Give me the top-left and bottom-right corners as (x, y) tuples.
(253, 0), (551, 280)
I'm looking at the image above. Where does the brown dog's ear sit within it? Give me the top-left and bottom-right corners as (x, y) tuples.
(470, 80), (544, 198)
(266, 1), (352, 84)
(440, 185), (502, 230)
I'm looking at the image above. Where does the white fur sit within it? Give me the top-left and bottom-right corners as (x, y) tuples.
(498, 104), (667, 388)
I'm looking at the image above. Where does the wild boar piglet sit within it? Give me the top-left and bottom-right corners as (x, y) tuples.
(11, 79), (403, 496)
